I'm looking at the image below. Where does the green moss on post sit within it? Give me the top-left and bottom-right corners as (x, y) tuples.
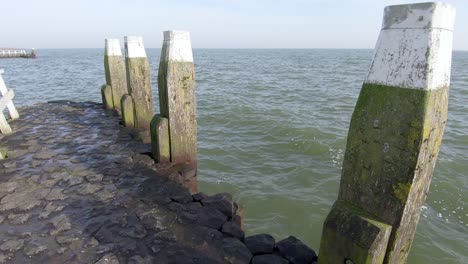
(150, 115), (170, 163)
(121, 94), (135, 128)
(319, 3), (455, 264)
(104, 39), (127, 114)
(0, 147), (7, 160)
(101, 84), (113, 109)
(319, 202), (392, 264)
(124, 36), (154, 130)
(158, 31), (197, 165)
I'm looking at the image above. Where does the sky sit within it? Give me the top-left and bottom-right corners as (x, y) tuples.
(1, 0), (467, 50)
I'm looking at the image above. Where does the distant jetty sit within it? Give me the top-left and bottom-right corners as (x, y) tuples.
(0, 48), (36, 59)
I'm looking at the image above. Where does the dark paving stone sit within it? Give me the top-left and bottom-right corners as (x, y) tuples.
(221, 221), (244, 240)
(222, 237), (253, 264)
(252, 254), (289, 264)
(244, 234), (275, 255)
(276, 236), (318, 264)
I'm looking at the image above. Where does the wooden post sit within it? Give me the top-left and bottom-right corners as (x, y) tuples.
(150, 115), (170, 163)
(157, 31), (197, 165)
(101, 85), (113, 110)
(124, 36), (154, 130)
(121, 94), (135, 128)
(104, 38), (127, 114)
(319, 3), (455, 264)
(0, 69), (19, 134)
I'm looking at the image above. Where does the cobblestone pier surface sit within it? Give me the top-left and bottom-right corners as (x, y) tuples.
(0, 101), (317, 264)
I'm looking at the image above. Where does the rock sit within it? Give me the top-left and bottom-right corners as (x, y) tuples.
(34, 150), (56, 160)
(185, 202), (202, 213)
(119, 224), (147, 239)
(252, 254), (288, 264)
(170, 192), (193, 204)
(39, 202), (65, 219)
(0, 253), (10, 263)
(202, 193), (233, 217)
(0, 181), (19, 195)
(78, 183), (103, 195)
(0, 239), (24, 253)
(0, 216), (4, 224)
(177, 211), (198, 225)
(23, 239), (48, 256)
(192, 192), (208, 202)
(222, 237), (252, 264)
(244, 234), (275, 255)
(8, 213), (31, 225)
(95, 253), (119, 264)
(49, 214), (72, 235)
(45, 187), (68, 201)
(221, 221), (244, 239)
(167, 202), (185, 213)
(0, 186), (47, 212)
(276, 236), (317, 264)
(197, 207), (228, 229)
(86, 173), (104, 183)
(128, 255), (153, 264)
(56, 233), (80, 244)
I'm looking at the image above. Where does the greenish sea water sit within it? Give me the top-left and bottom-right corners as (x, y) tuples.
(1, 49), (466, 263)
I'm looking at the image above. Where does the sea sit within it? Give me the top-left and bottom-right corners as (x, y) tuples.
(1, 49), (466, 263)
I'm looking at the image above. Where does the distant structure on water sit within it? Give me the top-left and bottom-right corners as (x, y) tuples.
(0, 48), (36, 59)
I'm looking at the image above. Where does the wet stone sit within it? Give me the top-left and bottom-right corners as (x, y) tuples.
(222, 237), (253, 264)
(276, 236), (317, 264)
(78, 183), (103, 195)
(86, 173), (104, 183)
(197, 207), (228, 230)
(46, 187), (68, 201)
(39, 202), (65, 219)
(0, 181), (19, 195)
(128, 255), (153, 264)
(221, 221), (244, 240)
(8, 213), (32, 225)
(95, 253), (120, 264)
(50, 214), (72, 235)
(23, 239), (48, 256)
(177, 211), (198, 225)
(252, 254), (288, 264)
(202, 193), (233, 217)
(34, 150), (56, 160)
(245, 234), (275, 255)
(0, 239), (24, 253)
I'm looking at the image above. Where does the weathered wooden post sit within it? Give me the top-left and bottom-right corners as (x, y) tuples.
(101, 85), (113, 109)
(124, 36), (154, 130)
(151, 31), (197, 192)
(319, 3), (455, 264)
(104, 38), (127, 114)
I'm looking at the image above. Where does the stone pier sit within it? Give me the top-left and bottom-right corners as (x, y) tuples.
(104, 39), (127, 114)
(319, 3), (455, 264)
(0, 101), (317, 264)
(124, 36), (154, 130)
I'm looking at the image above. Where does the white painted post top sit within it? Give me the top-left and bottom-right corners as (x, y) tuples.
(125, 36), (147, 58)
(105, 39), (122, 56)
(365, 2), (456, 90)
(382, 2), (455, 31)
(163, 31), (193, 63)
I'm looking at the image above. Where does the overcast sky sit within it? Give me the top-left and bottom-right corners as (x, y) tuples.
(1, 0), (467, 50)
